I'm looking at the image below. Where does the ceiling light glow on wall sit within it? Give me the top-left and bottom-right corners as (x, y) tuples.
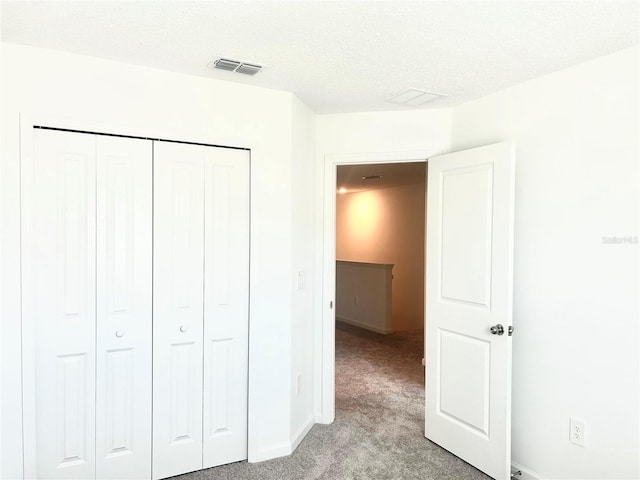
(386, 88), (446, 107)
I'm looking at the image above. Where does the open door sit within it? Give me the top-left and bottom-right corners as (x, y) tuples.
(425, 142), (515, 480)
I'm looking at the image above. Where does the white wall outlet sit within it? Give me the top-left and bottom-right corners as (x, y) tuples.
(570, 417), (586, 446)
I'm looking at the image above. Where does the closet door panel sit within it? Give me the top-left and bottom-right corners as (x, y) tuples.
(203, 148), (250, 468)
(32, 129), (97, 479)
(96, 136), (152, 479)
(153, 141), (205, 480)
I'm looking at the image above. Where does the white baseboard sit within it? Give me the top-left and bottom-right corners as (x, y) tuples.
(249, 416), (316, 463)
(315, 412), (334, 424)
(290, 416), (315, 453)
(250, 442), (291, 463)
(336, 316), (393, 335)
(512, 461), (544, 480)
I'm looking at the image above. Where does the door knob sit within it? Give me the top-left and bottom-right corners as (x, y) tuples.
(490, 324), (504, 335)
(115, 330), (125, 338)
(179, 325), (188, 333)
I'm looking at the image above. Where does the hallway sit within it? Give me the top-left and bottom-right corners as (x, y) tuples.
(177, 322), (490, 480)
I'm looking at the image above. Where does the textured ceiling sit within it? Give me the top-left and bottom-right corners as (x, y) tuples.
(1, 1), (638, 113)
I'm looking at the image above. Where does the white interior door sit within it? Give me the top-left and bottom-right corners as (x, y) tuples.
(425, 142), (515, 480)
(96, 136), (152, 479)
(153, 141), (205, 480)
(202, 147), (250, 468)
(30, 129), (97, 479)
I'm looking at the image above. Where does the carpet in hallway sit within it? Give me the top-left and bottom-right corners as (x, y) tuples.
(175, 321), (491, 480)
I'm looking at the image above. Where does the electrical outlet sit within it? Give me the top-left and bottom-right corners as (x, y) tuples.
(570, 417), (586, 446)
(296, 373), (301, 396)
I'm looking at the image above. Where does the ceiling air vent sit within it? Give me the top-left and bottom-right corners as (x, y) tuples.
(236, 63), (262, 76)
(386, 88), (446, 108)
(210, 58), (264, 76)
(213, 58), (241, 71)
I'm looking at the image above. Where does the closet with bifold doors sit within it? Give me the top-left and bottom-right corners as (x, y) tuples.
(152, 141), (249, 480)
(21, 128), (250, 480)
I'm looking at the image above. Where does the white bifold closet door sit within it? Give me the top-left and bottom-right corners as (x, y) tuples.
(95, 135), (153, 479)
(153, 141), (249, 480)
(28, 129), (152, 479)
(30, 130), (97, 480)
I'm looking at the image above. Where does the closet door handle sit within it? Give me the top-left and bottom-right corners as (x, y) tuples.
(115, 330), (125, 338)
(179, 325), (189, 333)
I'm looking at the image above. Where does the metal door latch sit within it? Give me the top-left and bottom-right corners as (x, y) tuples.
(508, 326), (514, 336)
(490, 324), (504, 335)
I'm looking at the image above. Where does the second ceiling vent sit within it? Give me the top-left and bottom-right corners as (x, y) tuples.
(386, 88), (446, 107)
(210, 57), (263, 76)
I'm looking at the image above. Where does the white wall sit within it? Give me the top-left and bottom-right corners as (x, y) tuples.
(0, 42), (316, 475)
(336, 182), (426, 331)
(317, 110), (452, 155)
(451, 46), (639, 480)
(290, 96), (317, 448)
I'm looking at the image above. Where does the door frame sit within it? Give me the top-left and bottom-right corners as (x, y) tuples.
(19, 113), (254, 476)
(318, 149), (439, 424)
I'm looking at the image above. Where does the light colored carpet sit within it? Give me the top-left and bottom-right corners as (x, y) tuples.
(175, 321), (491, 480)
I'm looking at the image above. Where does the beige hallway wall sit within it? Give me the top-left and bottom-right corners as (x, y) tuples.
(336, 180), (425, 331)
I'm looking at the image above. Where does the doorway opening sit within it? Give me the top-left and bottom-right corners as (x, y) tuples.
(333, 161), (427, 430)
(319, 151), (431, 425)
(335, 162), (427, 450)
